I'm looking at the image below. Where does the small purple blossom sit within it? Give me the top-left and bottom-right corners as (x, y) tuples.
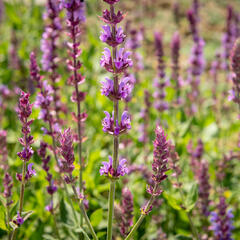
(103, 0), (120, 4)
(16, 212), (24, 225)
(100, 9), (124, 25)
(100, 156), (128, 177)
(100, 25), (126, 47)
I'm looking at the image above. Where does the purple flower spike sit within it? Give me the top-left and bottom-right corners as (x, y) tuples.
(100, 156), (128, 178)
(59, 128), (76, 183)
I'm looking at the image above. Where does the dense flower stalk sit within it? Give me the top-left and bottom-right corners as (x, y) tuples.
(125, 126), (169, 240)
(197, 160), (210, 217)
(153, 32), (168, 112)
(172, 1), (180, 27)
(210, 196), (234, 240)
(171, 32), (182, 104)
(139, 90), (151, 162)
(186, 8), (205, 114)
(99, 1), (132, 239)
(58, 128), (98, 240)
(0, 85), (11, 125)
(38, 141), (58, 213)
(11, 92), (35, 240)
(119, 188), (134, 237)
(210, 52), (221, 107)
(222, 6), (236, 73)
(60, 0), (87, 209)
(0, 130), (8, 170)
(187, 139), (203, 177)
(230, 39), (240, 109)
(41, 0), (65, 121)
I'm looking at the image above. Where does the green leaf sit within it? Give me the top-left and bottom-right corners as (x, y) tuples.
(163, 192), (182, 211)
(22, 211), (34, 221)
(0, 195), (6, 207)
(178, 118), (193, 138)
(0, 205), (7, 231)
(90, 209), (103, 227)
(186, 183), (199, 212)
(175, 235), (193, 240)
(60, 198), (67, 222)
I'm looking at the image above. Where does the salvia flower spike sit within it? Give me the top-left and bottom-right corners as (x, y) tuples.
(99, 1), (132, 239)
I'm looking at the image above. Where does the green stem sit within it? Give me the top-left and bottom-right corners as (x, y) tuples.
(106, 182), (116, 240)
(11, 160), (27, 240)
(71, 184), (98, 240)
(124, 189), (156, 240)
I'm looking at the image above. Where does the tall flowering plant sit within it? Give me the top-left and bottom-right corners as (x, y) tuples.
(11, 92), (36, 239)
(59, 2), (87, 228)
(99, 0), (132, 239)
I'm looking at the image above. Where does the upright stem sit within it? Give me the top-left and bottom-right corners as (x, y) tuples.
(70, 7), (84, 227)
(51, 195), (61, 240)
(71, 184), (98, 240)
(48, 120), (78, 223)
(107, 5), (119, 240)
(11, 161), (27, 240)
(7, 203), (10, 240)
(124, 186), (156, 240)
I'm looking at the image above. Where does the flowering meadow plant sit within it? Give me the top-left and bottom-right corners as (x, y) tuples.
(0, 0), (240, 240)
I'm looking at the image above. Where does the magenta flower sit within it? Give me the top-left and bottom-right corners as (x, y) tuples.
(102, 111), (114, 133)
(102, 111), (131, 135)
(16, 212), (24, 225)
(100, 9), (124, 25)
(100, 77), (114, 97)
(100, 25), (125, 47)
(114, 48), (133, 71)
(100, 76), (132, 100)
(103, 0), (120, 4)
(100, 156), (128, 177)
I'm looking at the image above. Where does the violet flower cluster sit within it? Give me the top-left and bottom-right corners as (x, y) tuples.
(221, 6), (236, 73)
(186, 8), (205, 113)
(0, 130), (8, 170)
(99, 0), (132, 176)
(3, 173), (13, 207)
(229, 39), (240, 107)
(142, 126), (169, 214)
(30, 52), (60, 135)
(153, 32), (169, 112)
(119, 187), (134, 237)
(58, 128), (76, 184)
(187, 138), (204, 177)
(16, 92), (34, 165)
(38, 141), (58, 213)
(210, 196), (234, 240)
(171, 32), (182, 104)
(41, 0), (65, 120)
(197, 160), (210, 217)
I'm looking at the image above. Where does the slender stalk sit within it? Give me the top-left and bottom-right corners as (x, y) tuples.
(11, 161), (27, 240)
(7, 203), (10, 240)
(124, 187), (156, 240)
(48, 120), (78, 224)
(52, 206), (61, 240)
(106, 6), (120, 240)
(107, 182), (115, 240)
(69, 5), (84, 228)
(71, 184), (98, 240)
